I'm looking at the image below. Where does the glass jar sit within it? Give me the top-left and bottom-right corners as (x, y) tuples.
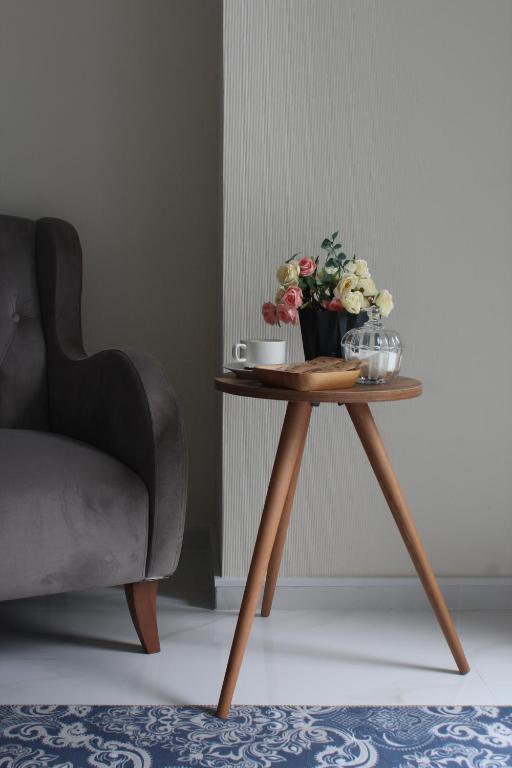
(341, 305), (403, 384)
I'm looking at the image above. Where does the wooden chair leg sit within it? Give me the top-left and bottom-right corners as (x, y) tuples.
(125, 580), (160, 654)
(346, 402), (469, 675)
(261, 406), (311, 617)
(216, 401), (312, 719)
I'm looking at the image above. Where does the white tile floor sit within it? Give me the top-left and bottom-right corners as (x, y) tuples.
(1, 569), (511, 706)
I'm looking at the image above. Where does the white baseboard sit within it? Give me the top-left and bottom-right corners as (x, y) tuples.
(214, 576), (512, 611)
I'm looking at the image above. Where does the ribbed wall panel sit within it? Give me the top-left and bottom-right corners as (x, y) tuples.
(222, 0), (512, 577)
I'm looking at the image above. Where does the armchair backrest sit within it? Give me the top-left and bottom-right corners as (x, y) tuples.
(0, 214), (49, 429)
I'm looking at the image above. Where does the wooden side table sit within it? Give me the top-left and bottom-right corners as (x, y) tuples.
(215, 375), (469, 718)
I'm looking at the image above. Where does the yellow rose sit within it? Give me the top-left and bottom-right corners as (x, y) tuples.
(277, 261), (300, 287)
(357, 277), (377, 296)
(375, 289), (394, 317)
(354, 259), (370, 278)
(334, 273), (358, 299)
(341, 290), (365, 314)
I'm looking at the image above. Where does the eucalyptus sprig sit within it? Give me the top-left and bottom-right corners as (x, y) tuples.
(320, 232), (356, 278)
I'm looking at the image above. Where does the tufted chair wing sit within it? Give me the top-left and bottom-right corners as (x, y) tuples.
(36, 217), (187, 579)
(0, 215), (48, 428)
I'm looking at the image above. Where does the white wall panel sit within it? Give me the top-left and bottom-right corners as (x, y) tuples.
(222, 0), (512, 578)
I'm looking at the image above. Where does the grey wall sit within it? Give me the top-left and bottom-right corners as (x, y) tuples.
(0, 0), (222, 530)
(222, 0), (512, 577)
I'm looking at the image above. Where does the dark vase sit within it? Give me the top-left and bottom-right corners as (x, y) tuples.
(299, 308), (367, 360)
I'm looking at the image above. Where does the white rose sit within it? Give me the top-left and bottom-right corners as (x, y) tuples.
(357, 277), (377, 296)
(344, 260), (357, 274)
(341, 290), (365, 314)
(354, 259), (370, 278)
(375, 289), (394, 317)
(324, 263), (339, 276)
(334, 273), (358, 299)
(276, 261), (300, 287)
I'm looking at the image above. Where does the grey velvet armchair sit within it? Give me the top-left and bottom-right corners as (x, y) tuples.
(0, 214), (187, 653)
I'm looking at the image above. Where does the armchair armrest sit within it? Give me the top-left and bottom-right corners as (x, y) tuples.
(36, 218), (187, 578)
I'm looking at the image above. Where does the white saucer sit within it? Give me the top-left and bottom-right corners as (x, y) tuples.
(223, 362), (257, 379)
(224, 362), (254, 371)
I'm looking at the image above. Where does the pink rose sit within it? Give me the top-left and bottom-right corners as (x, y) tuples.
(298, 257), (316, 277)
(262, 302), (278, 325)
(326, 298), (344, 312)
(282, 286), (303, 309)
(277, 303), (298, 325)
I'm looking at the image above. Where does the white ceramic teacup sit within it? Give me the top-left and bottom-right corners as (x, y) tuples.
(232, 339), (286, 367)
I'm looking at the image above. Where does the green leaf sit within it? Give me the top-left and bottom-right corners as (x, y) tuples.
(330, 254), (344, 267)
(331, 231), (339, 240)
(321, 238), (331, 249)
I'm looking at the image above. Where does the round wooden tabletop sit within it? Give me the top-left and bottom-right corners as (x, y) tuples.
(215, 375), (422, 403)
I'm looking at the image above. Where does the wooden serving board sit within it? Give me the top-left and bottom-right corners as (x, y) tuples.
(254, 357), (362, 391)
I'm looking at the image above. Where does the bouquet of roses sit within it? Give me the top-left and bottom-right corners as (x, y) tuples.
(262, 231), (393, 326)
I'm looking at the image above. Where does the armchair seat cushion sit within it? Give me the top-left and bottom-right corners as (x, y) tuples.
(0, 429), (149, 601)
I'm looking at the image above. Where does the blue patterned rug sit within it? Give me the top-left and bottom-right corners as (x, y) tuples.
(1, 705), (511, 767)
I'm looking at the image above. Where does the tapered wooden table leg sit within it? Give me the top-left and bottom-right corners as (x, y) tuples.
(216, 401), (312, 719)
(261, 407), (311, 617)
(346, 402), (469, 675)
